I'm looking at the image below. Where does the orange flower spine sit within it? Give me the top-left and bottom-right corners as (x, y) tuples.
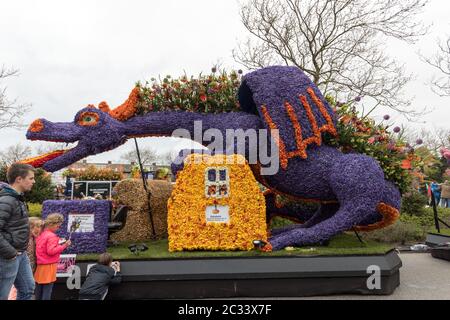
(261, 105), (288, 169)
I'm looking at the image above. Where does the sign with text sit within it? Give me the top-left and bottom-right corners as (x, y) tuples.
(206, 205), (230, 223)
(68, 213), (95, 233)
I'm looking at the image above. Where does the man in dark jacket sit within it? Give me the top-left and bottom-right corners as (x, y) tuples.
(0, 163), (36, 300)
(79, 253), (122, 300)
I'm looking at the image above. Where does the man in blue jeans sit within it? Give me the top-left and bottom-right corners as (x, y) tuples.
(0, 163), (36, 300)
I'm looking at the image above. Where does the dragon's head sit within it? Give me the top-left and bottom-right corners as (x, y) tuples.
(24, 88), (140, 172)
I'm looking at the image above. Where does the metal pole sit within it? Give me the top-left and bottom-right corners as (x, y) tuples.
(134, 138), (156, 237)
(431, 192), (440, 234)
(352, 228), (365, 244)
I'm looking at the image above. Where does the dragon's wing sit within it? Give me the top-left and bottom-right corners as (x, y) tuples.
(238, 66), (338, 169)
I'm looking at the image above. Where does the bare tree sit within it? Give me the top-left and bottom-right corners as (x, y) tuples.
(422, 36), (450, 97)
(0, 143), (32, 165)
(403, 126), (450, 153)
(158, 151), (175, 165)
(233, 0), (428, 119)
(121, 148), (158, 165)
(0, 66), (31, 129)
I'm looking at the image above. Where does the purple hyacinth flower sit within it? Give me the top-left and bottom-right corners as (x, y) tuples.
(383, 115), (390, 121)
(416, 139), (423, 145)
(355, 96), (362, 102)
(393, 127), (401, 133)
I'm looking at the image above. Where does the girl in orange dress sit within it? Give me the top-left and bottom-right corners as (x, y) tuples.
(34, 214), (71, 300)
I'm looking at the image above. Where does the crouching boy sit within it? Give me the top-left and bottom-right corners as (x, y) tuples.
(79, 253), (122, 300)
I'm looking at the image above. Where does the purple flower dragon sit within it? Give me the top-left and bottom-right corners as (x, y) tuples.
(24, 66), (401, 250)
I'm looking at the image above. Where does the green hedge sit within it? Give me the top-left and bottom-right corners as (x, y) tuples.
(363, 207), (450, 244)
(28, 203), (42, 217)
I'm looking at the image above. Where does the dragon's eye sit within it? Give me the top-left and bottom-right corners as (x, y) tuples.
(78, 112), (100, 126)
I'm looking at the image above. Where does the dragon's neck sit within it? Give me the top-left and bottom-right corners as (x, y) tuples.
(123, 111), (262, 143)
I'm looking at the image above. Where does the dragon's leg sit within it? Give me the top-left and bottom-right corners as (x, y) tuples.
(269, 154), (387, 250)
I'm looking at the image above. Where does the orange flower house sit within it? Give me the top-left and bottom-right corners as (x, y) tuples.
(167, 154), (267, 252)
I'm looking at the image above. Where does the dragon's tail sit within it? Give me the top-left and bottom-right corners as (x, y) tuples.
(354, 203), (400, 232)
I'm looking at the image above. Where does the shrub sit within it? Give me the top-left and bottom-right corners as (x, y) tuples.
(25, 168), (54, 204)
(402, 207), (450, 228)
(0, 164), (6, 183)
(28, 203), (43, 217)
(362, 220), (425, 245)
(63, 166), (123, 181)
(401, 190), (428, 216)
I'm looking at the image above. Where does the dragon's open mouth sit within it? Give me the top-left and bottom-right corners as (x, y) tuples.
(20, 142), (79, 171)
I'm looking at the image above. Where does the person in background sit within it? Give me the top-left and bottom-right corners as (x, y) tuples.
(34, 213), (71, 300)
(0, 163), (36, 300)
(79, 253), (122, 300)
(431, 182), (441, 206)
(440, 180), (450, 208)
(94, 193), (104, 200)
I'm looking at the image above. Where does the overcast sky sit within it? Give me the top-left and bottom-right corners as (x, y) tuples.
(0, 0), (449, 165)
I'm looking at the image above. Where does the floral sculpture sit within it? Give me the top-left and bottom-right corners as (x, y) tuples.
(167, 154), (267, 252)
(23, 66), (401, 250)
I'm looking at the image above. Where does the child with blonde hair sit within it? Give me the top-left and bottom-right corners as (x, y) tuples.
(8, 217), (44, 300)
(34, 213), (71, 300)
(28, 217), (43, 273)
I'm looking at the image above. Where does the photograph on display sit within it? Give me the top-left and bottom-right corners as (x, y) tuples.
(204, 167), (230, 199)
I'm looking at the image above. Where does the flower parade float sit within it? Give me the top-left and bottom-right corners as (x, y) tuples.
(22, 66), (403, 299)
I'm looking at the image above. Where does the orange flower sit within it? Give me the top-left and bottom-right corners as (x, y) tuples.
(401, 160), (412, 170)
(106, 87), (141, 121)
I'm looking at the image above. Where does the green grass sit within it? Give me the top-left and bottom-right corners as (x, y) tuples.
(429, 228), (450, 237)
(76, 233), (394, 262)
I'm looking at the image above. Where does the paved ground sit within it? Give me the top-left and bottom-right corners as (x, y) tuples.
(297, 253), (450, 300)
